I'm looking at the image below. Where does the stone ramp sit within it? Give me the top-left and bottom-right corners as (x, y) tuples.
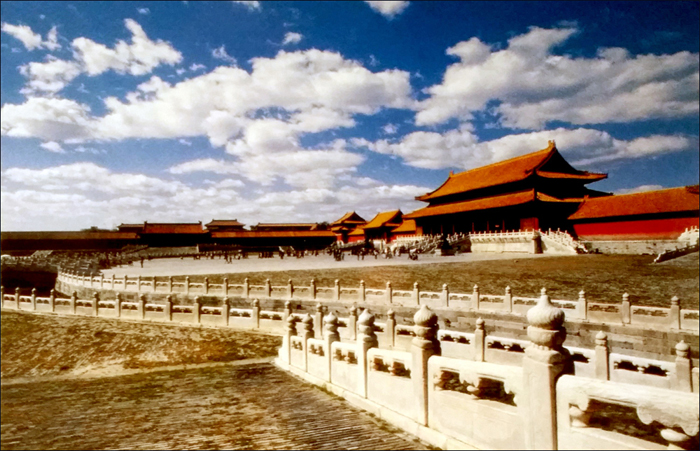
(1, 363), (430, 450)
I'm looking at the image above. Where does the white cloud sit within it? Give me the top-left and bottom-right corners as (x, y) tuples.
(232, 1), (260, 10)
(138, 8), (150, 15)
(417, 26), (699, 128)
(211, 45), (237, 65)
(178, 138), (192, 146)
(615, 185), (665, 195)
(382, 123), (398, 135)
(365, 1), (409, 19)
(19, 56), (82, 95)
(1, 23), (43, 50)
(354, 126), (695, 170)
(39, 141), (65, 153)
(189, 63), (206, 71)
(43, 26), (61, 51)
(0, 97), (93, 142)
(282, 32), (303, 46)
(71, 18), (182, 76)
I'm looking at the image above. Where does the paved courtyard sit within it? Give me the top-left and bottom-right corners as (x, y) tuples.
(1, 362), (430, 450)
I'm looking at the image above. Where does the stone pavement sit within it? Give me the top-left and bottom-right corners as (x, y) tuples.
(103, 252), (548, 277)
(1, 362), (431, 450)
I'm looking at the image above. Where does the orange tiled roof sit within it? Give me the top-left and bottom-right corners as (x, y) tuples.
(254, 223), (318, 229)
(331, 211), (367, 226)
(417, 141), (606, 202)
(141, 222), (205, 234)
(348, 228), (365, 236)
(210, 231), (335, 239)
(407, 190), (536, 219)
(569, 186), (700, 221)
(363, 210), (403, 229)
(392, 220), (417, 234)
(205, 219), (245, 227)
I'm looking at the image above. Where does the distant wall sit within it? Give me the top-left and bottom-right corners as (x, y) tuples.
(583, 240), (681, 255)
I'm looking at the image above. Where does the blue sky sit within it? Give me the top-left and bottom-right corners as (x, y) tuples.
(1, 1), (698, 231)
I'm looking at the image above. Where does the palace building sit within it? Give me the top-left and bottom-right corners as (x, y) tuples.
(330, 211), (367, 243)
(405, 141), (609, 235)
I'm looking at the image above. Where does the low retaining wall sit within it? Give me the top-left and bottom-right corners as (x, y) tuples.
(583, 240), (681, 255)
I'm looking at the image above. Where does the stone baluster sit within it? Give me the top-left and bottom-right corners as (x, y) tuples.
(223, 277), (228, 297)
(93, 292), (99, 316)
(137, 275), (142, 292)
(474, 318), (485, 362)
(204, 277), (209, 295)
(123, 275), (127, 292)
(472, 284), (480, 311)
(71, 291), (78, 314)
(334, 279), (341, 302)
(442, 283), (450, 307)
(386, 281), (393, 304)
(285, 313), (300, 364)
(413, 282), (420, 305)
(244, 278), (250, 299)
(283, 300), (292, 322)
(594, 331), (609, 380)
(185, 276), (190, 296)
(301, 314), (314, 371)
(522, 288), (572, 450)
(221, 297), (229, 327)
(673, 341), (692, 393)
(315, 303), (324, 339)
(577, 290), (587, 320)
(661, 428), (695, 450)
(288, 279), (294, 300)
(620, 293), (631, 324)
(100, 274), (104, 289)
(111, 274), (115, 290)
(193, 297), (201, 324)
(153, 276), (157, 293)
(15, 287), (20, 309)
(359, 280), (366, 302)
(412, 305), (440, 426)
(166, 276), (172, 294)
(89, 273), (94, 288)
(31, 288), (37, 311)
(386, 309), (396, 348)
(165, 295), (172, 322)
(138, 294), (146, 320)
(265, 279), (272, 298)
(348, 305), (358, 340)
(115, 293), (122, 318)
(670, 296), (681, 329)
(505, 286), (513, 313)
(357, 309), (378, 398)
(49, 289), (55, 312)
(252, 299), (260, 329)
(324, 311), (340, 382)
(310, 279), (316, 300)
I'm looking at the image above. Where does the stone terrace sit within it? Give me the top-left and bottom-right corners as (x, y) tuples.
(1, 363), (431, 450)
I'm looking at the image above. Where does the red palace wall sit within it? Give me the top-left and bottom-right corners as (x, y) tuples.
(573, 216), (699, 241)
(348, 235), (365, 243)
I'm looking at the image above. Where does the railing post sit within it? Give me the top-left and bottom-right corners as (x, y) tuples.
(386, 309), (396, 348)
(183, 276), (189, 296)
(265, 279), (271, 298)
(100, 274), (104, 289)
(168, 276), (173, 294)
(153, 276), (157, 293)
(348, 305), (358, 340)
(31, 288), (37, 311)
(15, 287), (20, 309)
(673, 341), (692, 392)
(594, 331), (610, 380)
(324, 311), (340, 382)
(621, 293), (631, 324)
(49, 289), (55, 312)
(386, 281), (392, 304)
(357, 309), (378, 398)
(411, 305), (439, 426)
(359, 280), (366, 303)
(288, 279), (294, 300)
(472, 284), (480, 311)
(505, 286), (513, 313)
(138, 294), (146, 320)
(204, 277), (209, 295)
(92, 292), (99, 316)
(670, 296), (681, 329)
(283, 300), (292, 322)
(244, 278), (250, 299)
(223, 277), (229, 297)
(310, 279), (316, 300)
(521, 288), (571, 450)
(335, 279), (341, 302)
(115, 293), (122, 318)
(71, 291), (77, 314)
(577, 290), (587, 320)
(442, 283), (449, 308)
(137, 275), (141, 292)
(165, 295), (172, 322)
(221, 297), (229, 327)
(285, 314), (299, 364)
(252, 299), (260, 329)
(193, 297), (201, 324)
(111, 274), (115, 290)
(301, 314), (314, 372)
(413, 282), (420, 305)
(315, 303), (324, 339)
(123, 275), (127, 292)
(475, 318), (485, 362)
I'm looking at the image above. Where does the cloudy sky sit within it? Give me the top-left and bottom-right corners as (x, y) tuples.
(1, 1), (698, 231)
